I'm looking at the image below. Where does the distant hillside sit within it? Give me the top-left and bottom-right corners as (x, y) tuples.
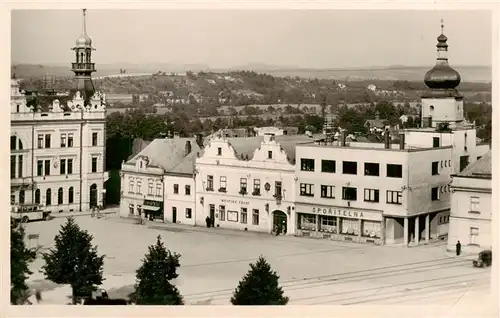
(12, 63), (491, 83)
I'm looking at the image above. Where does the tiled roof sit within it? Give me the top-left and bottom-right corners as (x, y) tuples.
(225, 135), (315, 163)
(458, 151), (492, 178)
(127, 137), (202, 174)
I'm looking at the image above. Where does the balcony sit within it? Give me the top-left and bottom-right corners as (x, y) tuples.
(71, 62), (96, 72)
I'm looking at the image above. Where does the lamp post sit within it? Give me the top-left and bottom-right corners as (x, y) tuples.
(101, 189), (107, 209)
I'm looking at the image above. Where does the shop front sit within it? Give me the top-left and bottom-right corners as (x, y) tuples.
(295, 203), (384, 245)
(142, 199), (164, 221)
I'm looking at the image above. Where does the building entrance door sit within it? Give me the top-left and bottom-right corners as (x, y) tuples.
(273, 210), (287, 235)
(172, 207), (177, 223)
(89, 184), (97, 208)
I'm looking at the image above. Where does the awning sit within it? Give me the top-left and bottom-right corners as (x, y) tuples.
(142, 205), (160, 211)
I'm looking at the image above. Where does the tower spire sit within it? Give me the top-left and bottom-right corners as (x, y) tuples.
(440, 18), (444, 34)
(82, 9), (87, 35)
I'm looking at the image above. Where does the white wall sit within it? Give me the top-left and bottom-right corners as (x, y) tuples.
(421, 97), (464, 126)
(164, 175), (196, 225)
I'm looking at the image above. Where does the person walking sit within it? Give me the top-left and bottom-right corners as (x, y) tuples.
(205, 216), (211, 228)
(456, 240), (462, 256)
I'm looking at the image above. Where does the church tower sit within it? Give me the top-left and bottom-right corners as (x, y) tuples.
(420, 20), (465, 129)
(71, 9), (96, 105)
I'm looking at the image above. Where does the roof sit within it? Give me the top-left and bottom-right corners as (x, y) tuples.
(127, 138), (152, 160)
(224, 135), (315, 163)
(126, 137), (202, 174)
(458, 151), (492, 178)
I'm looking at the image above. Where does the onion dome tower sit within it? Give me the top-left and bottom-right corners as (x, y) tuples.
(420, 20), (465, 129)
(71, 9), (96, 105)
(424, 20), (461, 91)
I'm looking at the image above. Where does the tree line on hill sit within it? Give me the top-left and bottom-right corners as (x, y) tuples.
(11, 217), (288, 305)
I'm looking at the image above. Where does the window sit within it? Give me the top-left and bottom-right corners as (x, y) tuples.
(321, 216), (336, 227)
(18, 155), (23, 178)
(45, 134), (51, 148)
(61, 133), (67, 147)
(136, 180), (142, 194)
(46, 189), (52, 206)
(432, 161), (439, 175)
(217, 147), (222, 156)
(275, 181), (282, 197)
(148, 180), (154, 195)
(227, 210), (238, 222)
(252, 209), (259, 225)
(364, 188), (379, 202)
(91, 157), (98, 173)
(300, 183), (314, 197)
(253, 179), (261, 194)
(364, 162), (379, 176)
(68, 159), (73, 174)
(35, 189), (41, 204)
(19, 190), (25, 204)
(386, 164), (403, 178)
(185, 185), (191, 195)
(92, 132), (98, 146)
(431, 187), (439, 201)
(156, 183), (162, 196)
(469, 196), (480, 213)
(220, 176), (227, 191)
(362, 220), (381, 238)
(386, 190), (402, 204)
(60, 159), (66, 175)
(207, 175), (214, 190)
(433, 137), (440, 148)
(37, 134), (43, 148)
(268, 150), (273, 159)
(219, 205), (226, 221)
(342, 161), (357, 175)
(240, 178), (247, 193)
(185, 208), (192, 219)
(11, 136), (16, 150)
(129, 204), (134, 215)
(173, 184), (179, 194)
(68, 187), (74, 204)
(341, 218), (360, 235)
(470, 227), (479, 235)
(240, 208), (248, 224)
(58, 187), (64, 205)
(299, 214), (316, 231)
(129, 178), (134, 193)
(10, 155), (16, 179)
(320, 185), (335, 199)
(37, 160), (43, 176)
(300, 158), (315, 171)
(342, 187), (357, 201)
(321, 160), (336, 173)
(68, 133), (74, 147)
(460, 156), (469, 172)
(44, 160), (50, 176)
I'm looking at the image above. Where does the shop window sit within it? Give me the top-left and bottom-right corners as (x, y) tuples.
(227, 210), (238, 222)
(364, 162), (379, 176)
(319, 216), (337, 233)
(362, 220), (381, 238)
(342, 161), (357, 175)
(342, 187), (357, 201)
(386, 190), (402, 204)
(386, 164), (403, 178)
(300, 158), (315, 171)
(321, 160), (336, 173)
(432, 161), (439, 175)
(341, 218), (359, 236)
(320, 185), (335, 199)
(300, 183), (314, 197)
(299, 214), (316, 231)
(431, 187), (439, 201)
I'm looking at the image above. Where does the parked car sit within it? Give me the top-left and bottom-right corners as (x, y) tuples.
(473, 250), (492, 268)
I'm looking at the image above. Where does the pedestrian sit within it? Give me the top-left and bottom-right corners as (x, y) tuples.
(35, 289), (42, 303)
(456, 240), (461, 256)
(210, 216), (215, 227)
(205, 216), (211, 228)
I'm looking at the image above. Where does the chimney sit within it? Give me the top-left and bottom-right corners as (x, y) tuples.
(185, 140), (192, 156)
(384, 129), (390, 149)
(399, 133), (405, 150)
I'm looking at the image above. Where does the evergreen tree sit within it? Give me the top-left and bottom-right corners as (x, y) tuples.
(231, 255), (289, 305)
(131, 235), (183, 305)
(41, 217), (105, 304)
(11, 223), (36, 304)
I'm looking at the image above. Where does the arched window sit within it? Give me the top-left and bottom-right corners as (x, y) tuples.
(68, 187), (74, 204)
(46, 189), (52, 206)
(19, 190), (25, 204)
(35, 189), (41, 204)
(58, 187), (64, 205)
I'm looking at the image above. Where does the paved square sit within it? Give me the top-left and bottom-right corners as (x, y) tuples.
(23, 213), (491, 305)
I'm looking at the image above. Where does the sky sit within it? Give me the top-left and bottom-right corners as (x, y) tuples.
(11, 9), (492, 69)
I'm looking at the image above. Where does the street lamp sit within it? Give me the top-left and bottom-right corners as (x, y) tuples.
(101, 189), (107, 209)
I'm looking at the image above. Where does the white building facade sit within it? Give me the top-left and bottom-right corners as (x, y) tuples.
(195, 132), (313, 234)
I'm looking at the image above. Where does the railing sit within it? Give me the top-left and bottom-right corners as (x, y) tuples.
(71, 63), (96, 71)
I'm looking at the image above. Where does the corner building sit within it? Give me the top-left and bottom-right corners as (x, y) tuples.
(10, 10), (108, 215)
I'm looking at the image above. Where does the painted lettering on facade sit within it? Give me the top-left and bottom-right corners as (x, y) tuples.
(312, 207), (365, 218)
(221, 199), (249, 205)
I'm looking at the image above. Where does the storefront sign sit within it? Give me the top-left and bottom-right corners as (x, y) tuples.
(297, 204), (382, 221)
(221, 199), (250, 205)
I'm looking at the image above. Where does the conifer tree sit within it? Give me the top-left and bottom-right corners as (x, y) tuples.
(41, 217), (105, 304)
(11, 223), (36, 304)
(131, 235), (183, 305)
(231, 255), (289, 305)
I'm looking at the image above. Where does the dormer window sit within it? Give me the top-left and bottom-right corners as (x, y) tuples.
(268, 151), (273, 159)
(140, 161), (143, 169)
(217, 147), (222, 156)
